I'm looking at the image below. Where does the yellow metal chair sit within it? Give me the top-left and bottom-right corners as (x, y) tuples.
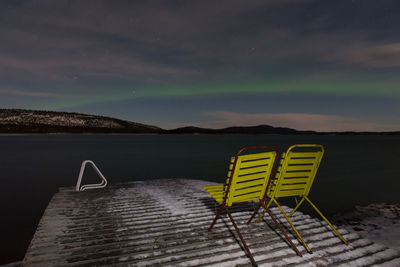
(204, 146), (302, 266)
(255, 144), (348, 253)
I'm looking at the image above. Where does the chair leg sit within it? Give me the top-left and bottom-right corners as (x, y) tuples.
(224, 206), (257, 266)
(256, 198), (273, 222)
(304, 196), (348, 245)
(247, 202), (262, 224)
(289, 197), (305, 217)
(273, 199), (312, 253)
(260, 201), (302, 257)
(209, 204), (225, 230)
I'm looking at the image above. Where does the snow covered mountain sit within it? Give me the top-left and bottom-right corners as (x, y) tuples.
(0, 109), (163, 133)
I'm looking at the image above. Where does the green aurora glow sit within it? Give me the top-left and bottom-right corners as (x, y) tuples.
(41, 78), (400, 110)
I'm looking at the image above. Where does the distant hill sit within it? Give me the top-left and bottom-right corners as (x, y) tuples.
(166, 125), (316, 134)
(166, 125), (400, 135)
(1, 109), (398, 135)
(0, 109), (163, 133)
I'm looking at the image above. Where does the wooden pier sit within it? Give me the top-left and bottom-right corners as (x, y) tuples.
(23, 179), (400, 266)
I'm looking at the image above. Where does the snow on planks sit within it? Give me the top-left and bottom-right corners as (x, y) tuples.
(23, 179), (400, 267)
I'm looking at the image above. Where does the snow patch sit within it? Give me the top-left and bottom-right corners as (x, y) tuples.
(335, 203), (400, 252)
(142, 185), (187, 216)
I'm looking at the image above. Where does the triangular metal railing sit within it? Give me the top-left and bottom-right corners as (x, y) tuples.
(76, 160), (108, 191)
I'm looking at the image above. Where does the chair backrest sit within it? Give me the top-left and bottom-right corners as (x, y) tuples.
(268, 144), (324, 199)
(224, 146), (279, 206)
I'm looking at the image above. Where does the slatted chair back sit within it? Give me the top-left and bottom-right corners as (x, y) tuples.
(205, 146), (304, 264)
(258, 144), (348, 251)
(225, 150), (278, 206)
(267, 144), (324, 199)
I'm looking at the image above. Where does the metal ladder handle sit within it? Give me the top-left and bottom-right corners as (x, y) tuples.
(76, 160), (108, 191)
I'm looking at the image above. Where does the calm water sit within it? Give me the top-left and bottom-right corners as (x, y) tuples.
(1, 134), (400, 264)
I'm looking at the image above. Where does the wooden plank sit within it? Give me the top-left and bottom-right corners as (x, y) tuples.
(206, 190), (225, 198)
(287, 158), (317, 164)
(288, 152), (319, 158)
(286, 165), (313, 171)
(204, 185), (224, 192)
(228, 163), (234, 171)
(275, 188), (305, 197)
(239, 152), (275, 162)
(234, 184), (264, 195)
(282, 171), (311, 178)
(236, 172), (266, 182)
(238, 166), (267, 176)
(239, 159), (271, 169)
(235, 178), (265, 189)
(279, 183), (307, 191)
(232, 190), (261, 202)
(281, 177), (310, 184)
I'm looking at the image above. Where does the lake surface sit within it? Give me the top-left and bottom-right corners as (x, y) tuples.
(1, 134), (399, 264)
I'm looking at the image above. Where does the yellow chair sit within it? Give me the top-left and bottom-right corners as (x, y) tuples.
(255, 144), (348, 253)
(204, 146), (302, 266)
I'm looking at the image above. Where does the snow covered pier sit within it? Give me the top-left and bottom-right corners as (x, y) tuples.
(23, 179), (400, 266)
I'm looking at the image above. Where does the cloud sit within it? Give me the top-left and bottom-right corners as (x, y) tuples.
(319, 42), (400, 68)
(1, 0), (399, 87)
(0, 52), (202, 82)
(188, 111), (399, 132)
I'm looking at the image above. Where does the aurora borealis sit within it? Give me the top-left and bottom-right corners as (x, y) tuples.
(1, 0), (399, 131)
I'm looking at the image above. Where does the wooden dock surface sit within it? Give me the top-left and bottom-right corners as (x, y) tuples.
(23, 179), (400, 266)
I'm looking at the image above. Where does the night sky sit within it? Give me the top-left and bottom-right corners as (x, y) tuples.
(1, 0), (399, 131)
